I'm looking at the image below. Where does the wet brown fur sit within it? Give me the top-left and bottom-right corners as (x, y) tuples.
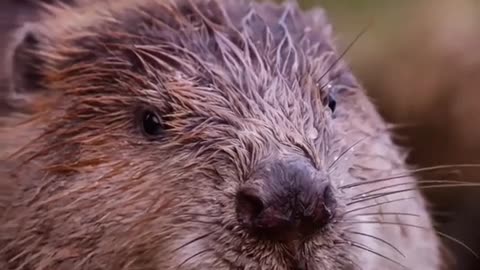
(0, 0), (442, 269)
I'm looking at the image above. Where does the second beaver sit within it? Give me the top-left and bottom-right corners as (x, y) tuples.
(0, 0), (443, 269)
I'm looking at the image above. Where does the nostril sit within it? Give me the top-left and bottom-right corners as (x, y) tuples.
(323, 184), (336, 212)
(312, 183), (337, 225)
(293, 182), (337, 238)
(236, 187), (265, 227)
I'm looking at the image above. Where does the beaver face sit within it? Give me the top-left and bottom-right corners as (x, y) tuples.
(0, 0), (441, 269)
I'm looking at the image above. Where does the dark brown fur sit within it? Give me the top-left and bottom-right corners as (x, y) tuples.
(0, 0), (442, 269)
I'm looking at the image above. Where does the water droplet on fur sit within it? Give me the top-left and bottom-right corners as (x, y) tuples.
(308, 127), (319, 140)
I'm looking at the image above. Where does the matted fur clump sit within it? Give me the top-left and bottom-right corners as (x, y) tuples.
(0, 0), (442, 269)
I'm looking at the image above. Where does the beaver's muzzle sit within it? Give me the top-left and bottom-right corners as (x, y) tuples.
(235, 159), (337, 242)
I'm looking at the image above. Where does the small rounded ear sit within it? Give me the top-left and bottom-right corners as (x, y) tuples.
(4, 23), (46, 110)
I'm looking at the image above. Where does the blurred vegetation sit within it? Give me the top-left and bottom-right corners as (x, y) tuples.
(296, 1), (480, 269)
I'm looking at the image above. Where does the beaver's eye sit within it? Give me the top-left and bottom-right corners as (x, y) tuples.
(142, 111), (163, 136)
(327, 94), (336, 112)
(322, 93), (336, 113)
(322, 83), (337, 113)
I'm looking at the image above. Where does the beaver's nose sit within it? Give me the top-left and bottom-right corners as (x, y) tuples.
(236, 160), (337, 242)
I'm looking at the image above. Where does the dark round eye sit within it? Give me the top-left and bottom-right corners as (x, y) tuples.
(142, 110), (163, 136)
(322, 92), (337, 113)
(327, 94), (336, 112)
(322, 83), (337, 113)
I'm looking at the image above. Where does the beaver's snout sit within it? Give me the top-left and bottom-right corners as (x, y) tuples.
(236, 159), (337, 242)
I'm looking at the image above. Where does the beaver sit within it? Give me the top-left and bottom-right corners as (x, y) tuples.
(0, 0), (443, 269)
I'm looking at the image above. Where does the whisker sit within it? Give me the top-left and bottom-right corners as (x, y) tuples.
(172, 231), (216, 253)
(343, 197), (416, 215)
(340, 164), (480, 189)
(182, 219), (220, 226)
(180, 212), (223, 218)
(176, 248), (215, 269)
(329, 122), (419, 174)
(328, 135), (371, 172)
(348, 240), (408, 269)
(346, 230), (405, 258)
(318, 22), (371, 85)
(344, 221), (479, 258)
(416, 182), (480, 189)
(352, 212), (420, 218)
(348, 183), (480, 206)
(350, 180), (480, 200)
(329, 242), (365, 270)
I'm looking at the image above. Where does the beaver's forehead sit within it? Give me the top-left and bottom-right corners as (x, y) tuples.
(38, 0), (343, 93)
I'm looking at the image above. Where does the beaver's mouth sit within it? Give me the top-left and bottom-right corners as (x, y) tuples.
(206, 235), (352, 270)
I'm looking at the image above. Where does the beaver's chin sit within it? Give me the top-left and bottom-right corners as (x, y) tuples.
(203, 253), (355, 270)
(169, 235), (354, 270)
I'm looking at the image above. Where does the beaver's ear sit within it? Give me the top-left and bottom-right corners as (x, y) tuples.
(4, 23), (46, 109)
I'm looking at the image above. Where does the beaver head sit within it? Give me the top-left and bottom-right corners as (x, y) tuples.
(0, 0), (442, 269)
